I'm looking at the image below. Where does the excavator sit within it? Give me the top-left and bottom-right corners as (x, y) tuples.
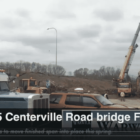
(113, 23), (140, 97)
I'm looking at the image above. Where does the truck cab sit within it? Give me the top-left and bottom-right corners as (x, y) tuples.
(0, 69), (50, 110)
(0, 69), (10, 93)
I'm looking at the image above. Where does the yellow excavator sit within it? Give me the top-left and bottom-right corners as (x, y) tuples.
(113, 23), (140, 97)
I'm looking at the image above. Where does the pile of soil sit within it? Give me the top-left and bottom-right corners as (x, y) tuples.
(9, 72), (116, 94)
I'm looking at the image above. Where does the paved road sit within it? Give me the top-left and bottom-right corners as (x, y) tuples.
(109, 98), (140, 108)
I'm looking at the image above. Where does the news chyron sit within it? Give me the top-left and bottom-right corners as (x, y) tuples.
(62, 110), (140, 135)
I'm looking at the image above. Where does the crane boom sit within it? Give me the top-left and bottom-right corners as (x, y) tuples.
(118, 23), (140, 82)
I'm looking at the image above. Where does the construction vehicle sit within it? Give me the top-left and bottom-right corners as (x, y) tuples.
(136, 71), (140, 95)
(0, 69), (50, 128)
(0, 69), (50, 108)
(5, 71), (49, 94)
(113, 23), (140, 97)
(17, 77), (48, 94)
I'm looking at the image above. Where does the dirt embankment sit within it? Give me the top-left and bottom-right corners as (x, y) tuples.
(9, 72), (116, 94)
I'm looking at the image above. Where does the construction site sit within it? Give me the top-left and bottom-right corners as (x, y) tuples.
(4, 70), (139, 108)
(0, 24), (140, 140)
(2, 1), (140, 139)
(0, 23), (140, 109)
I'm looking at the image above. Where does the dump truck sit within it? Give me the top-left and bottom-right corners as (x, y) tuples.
(112, 23), (140, 97)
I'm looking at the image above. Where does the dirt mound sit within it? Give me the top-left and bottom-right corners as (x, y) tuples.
(9, 72), (116, 94)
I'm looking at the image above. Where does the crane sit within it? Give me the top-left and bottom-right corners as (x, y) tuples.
(136, 71), (140, 96)
(113, 23), (140, 97)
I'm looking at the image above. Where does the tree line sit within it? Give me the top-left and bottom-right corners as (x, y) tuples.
(0, 61), (66, 76)
(73, 66), (136, 82)
(0, 61), (134, 81)
(74, 66), (121, 80)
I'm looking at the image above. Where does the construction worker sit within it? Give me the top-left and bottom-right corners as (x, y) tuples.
(103, 90), (109, 99)
(104, 93), (109, 99)
(120, 92), (125, 101)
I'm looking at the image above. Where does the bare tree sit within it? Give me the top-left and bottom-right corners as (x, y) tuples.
(23, 62), (31, 72)
(0, 61), (66, 76)
(56, 65), (66, 76)
(41, 65), (47, 73)
(83, 68), (89, 77)
(35, 63), (42, 72)
(74, 66), (121, 80)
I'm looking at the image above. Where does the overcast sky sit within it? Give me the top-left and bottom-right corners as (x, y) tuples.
(0, 0), (140, 76)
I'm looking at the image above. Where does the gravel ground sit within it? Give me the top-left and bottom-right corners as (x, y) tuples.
(109, 98), (140, 108)
(107, 94), (140, 108)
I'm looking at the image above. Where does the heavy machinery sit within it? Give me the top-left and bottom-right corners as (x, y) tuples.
(113, 23), (140, 97)
(0, 69), (50, 128)
(136, 71), (140, 95)
(0, 69), (50, 109)
(17, 77), (48, 94)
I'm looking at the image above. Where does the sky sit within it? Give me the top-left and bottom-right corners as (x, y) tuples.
(0, 0), (140, 76)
